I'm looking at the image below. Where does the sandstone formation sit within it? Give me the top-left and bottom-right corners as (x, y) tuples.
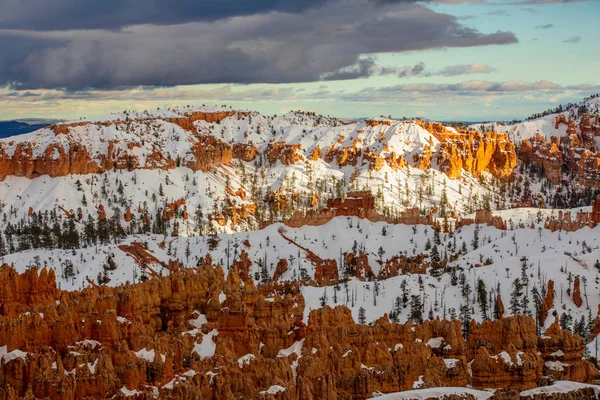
(520, 114), (600, 188)
(285, 191), (432, 229)
(0, 264), (597, 400)
(544, 209), (598, 232)
(431, 128), (517, 180)
(0, 110), (520, 186)
(572, 277), (582, 308)
(457, 209), (507, 231)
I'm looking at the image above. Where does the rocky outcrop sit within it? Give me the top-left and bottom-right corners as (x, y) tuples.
(167, 111), (237, 131)
(544, 209), (597, 232)
(541, 280), (555, 323)
(468, 316), (599, 390)
(572, 277), (582, 308)
(162, 199), (186, 222)
(414, 122), (517, 180)
(520, 115), (600, 188)
(273, 259), (289, 282)
(538, 319), (598, 383)
(186, 135), (233, 172)
(0, 265), (596, 400)
(285, 191), (432, 229)
(266, 141), (303, 165)
(457, 209), (507, 231)
(592, 195), (600, 224)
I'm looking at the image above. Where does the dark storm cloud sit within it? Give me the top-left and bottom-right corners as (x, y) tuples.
(0, 0), (517, 90)
(0, 0), (336, 31)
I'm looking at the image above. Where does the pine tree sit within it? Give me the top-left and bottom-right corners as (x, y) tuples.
(531, 286), (543, 336)
(559, 313), (573, 332)
(400, 279), (408, 308)
(472, 226), (480, 250)
(477, 279), (489, 320)
(450, 268), (458, 286)
(84, 215), (97, 246)
(409, 295), (423, 324)
(0, 234), (6, 257)
(509, 278), (523, 316)
(493, 295), (503, 320)
(459, 303), (472, 338)
(358, 307), (366, 325)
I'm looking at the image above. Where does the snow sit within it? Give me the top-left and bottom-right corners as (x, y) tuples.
(549, 350), (564, 357)
(342, 350), (352, 358)
(183, 311), (207, 336)
(427, 337), (444, 349)
(238, 354), (256, 368)
(75, 339), (102, 349)
(496, 351), (512, 366)
(277, 339), (304, 358)
(0, 346), (27, 364)
(369, 387), (494, 399)
(544, 360), (570, 371)
(192, 329), (218, 360)
(182, 369), (197, 378)
(88, 358), (98, 374)
(443, 359), (460, 369)
(206, 371), (218, 385)
(1, 205), (597, 333)
(259, 385), (286, 395)
(412, 375), (424, 389)
(120, 386), (142, 397)
(135, 348), (156, 363)
(520, 381), (600, 397)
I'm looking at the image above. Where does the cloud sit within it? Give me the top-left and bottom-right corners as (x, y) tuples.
(321, 57), (378, 81)
(564, 36), (581, 43)
(535, 24), (554, 29)
(437, 63), (495, 76)
(517, 0), (589, 3)
(0, 0), (337, 31)
(343, 80), (599, 102)
(0, 1), (517, 90)
(322, 60), (496, 80)
(3, 80), (596, 107)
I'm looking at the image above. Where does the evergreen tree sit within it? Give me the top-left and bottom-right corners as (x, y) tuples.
(358, 307), (366, 325)
(531, 286), (543, 336)
(0, 234), (6, 257)
(509, 278), (523, 316)
(477, 279), (489, 320)
(409, 295), (423, 323)
(84, 215), (97, 246)
(459, 303), (472, 338)
(472, 225), (480, 250)
(97, 216), (110, 245)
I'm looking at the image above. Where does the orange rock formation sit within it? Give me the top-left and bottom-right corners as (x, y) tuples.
(0, 265), (596, 399)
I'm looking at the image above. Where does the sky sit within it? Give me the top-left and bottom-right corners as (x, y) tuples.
(0, 0), (598, 122)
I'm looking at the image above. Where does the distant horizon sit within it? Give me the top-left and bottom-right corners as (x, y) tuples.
(1, 93), (595, 127)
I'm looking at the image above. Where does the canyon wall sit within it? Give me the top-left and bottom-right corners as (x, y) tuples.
(0, 264), (597, 400)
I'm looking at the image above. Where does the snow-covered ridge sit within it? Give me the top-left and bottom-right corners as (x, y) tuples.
(470, 95), (600, 143)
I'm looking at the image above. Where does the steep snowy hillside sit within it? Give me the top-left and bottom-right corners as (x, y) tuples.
(3, 209), (599, 335)
(0, 106), (522, 237)
(471, 95), (600, 142)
